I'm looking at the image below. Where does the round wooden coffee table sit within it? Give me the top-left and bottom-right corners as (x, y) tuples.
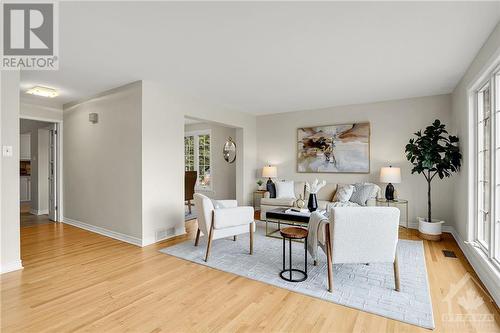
(279, 227), (308, 282)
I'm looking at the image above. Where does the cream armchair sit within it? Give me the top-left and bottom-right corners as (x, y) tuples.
(193, 193), (255, 262)
(318, 207), (400, 292)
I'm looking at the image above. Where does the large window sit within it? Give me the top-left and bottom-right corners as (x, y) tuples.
(184, 130), (211, 189)
(185, 135), (195, 171)
(474, 66), (500, 268)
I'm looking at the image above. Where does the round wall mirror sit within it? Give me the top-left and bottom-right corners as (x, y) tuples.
(223, 137), (236, 164)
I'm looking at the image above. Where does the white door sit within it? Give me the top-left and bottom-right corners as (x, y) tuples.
(48, 125), (58, 221)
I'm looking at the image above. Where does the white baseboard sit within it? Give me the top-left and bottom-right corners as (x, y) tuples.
(63, 217), (143, 247)
(1, 260), (23, 274)
(30, 209), (49, 216)
(442, 225), (500, 307)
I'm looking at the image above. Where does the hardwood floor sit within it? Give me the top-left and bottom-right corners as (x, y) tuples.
(1, 214), (499, 332)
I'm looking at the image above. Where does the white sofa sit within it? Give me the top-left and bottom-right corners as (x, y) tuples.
(259, 181), (380, 220)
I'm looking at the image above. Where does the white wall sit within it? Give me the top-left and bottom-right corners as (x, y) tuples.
(451, 22), (500, 240)
(185, 122), (237, 200)
(1, 71), (23, 273)
(63, 82), (143, 243)
(20, 100), (63, 122)
(256, 94), (454, 228)
(450, 23), (500, 305)
(61, 80), (257, 247)
(141, 80), (257, 246)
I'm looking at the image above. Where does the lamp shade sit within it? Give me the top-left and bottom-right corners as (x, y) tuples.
(380, 166), (401, 183)
(262, 165), (277, 178)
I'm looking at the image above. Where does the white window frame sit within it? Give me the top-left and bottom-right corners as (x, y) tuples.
(185, 129), (212, 191)
(471, 63), (500, 271)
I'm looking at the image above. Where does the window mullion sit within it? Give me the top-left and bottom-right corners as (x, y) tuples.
(194, 135), (199, 180)
(488, 75), (495, 259)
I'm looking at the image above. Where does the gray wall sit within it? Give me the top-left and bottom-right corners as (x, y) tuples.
(256, 94), (454, 228)
(185, 122), (237, 200)
(1, 71), (22, 273)
(63, 82), (143, 241)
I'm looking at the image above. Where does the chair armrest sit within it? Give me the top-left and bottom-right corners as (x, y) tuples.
(212, 199), (238, 209)
(213, 206), (254, 229)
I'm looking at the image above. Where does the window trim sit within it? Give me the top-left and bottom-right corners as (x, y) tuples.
(185, 129), (212, 191)
(471, 63), (500, 272)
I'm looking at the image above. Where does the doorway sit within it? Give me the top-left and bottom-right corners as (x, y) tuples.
(184, 116), (238, 223)
(19, 118), (60, 227)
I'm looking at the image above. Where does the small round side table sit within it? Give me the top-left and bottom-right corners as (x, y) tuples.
(279, 227), (308, 282)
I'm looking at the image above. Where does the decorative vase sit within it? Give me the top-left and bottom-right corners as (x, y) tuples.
(296, 195), (305, 209)
(307, 193), (318, 212)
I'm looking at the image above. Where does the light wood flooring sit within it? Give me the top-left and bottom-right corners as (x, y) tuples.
(1, 214), (499, 332)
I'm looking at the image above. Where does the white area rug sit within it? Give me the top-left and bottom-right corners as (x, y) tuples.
(159, 226), (435, 329)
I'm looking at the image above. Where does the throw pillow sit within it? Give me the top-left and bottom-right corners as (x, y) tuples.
(276, 180), (296, 199)
(332, 184), (355, 203)
(350, 183), (376, 206)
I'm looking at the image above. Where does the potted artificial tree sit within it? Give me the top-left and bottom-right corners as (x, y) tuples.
(405, 119), (462, 241)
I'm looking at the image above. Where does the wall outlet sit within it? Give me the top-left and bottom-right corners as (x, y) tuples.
(2, 146), (13, 157)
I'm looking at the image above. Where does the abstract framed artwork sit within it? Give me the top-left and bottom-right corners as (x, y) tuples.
(297, 122), (370, 173)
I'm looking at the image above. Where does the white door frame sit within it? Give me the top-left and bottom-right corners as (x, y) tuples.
(19, 115), (63, 222)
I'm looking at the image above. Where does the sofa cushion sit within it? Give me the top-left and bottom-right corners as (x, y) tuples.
(333, 184), (355, 202)
(276, 180), (296, 199)
(318, 200), (330, 210)
(261, 197), (296, 207)
(350, 183), (376, 206)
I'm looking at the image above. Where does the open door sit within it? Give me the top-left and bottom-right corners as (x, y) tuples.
(48, 124), (58, 221)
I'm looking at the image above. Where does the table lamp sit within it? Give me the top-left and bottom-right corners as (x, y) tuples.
(262, 165), (277, 198)
(380, 166), (401, 201)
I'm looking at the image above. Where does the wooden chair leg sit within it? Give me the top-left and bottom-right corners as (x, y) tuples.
(249, 222), (254, 255)
(233, 235), (237, 241)
(194, 228), (201, 246)
(187, 200), (192, 214)
(204, 213), (215, 262)
(394, 252), (400, 292)
(325, 223), (333, 292)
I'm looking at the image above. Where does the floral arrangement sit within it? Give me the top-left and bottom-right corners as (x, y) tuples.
(256, 179), (263, 186)
(305, 179), (326, 194)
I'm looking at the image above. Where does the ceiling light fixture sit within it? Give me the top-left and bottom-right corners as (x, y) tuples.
(26, 86), (58, 98)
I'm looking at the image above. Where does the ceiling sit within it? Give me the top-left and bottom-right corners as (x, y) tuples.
(21, 2), (500, 115)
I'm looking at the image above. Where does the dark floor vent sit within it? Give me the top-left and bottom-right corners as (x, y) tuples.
(442, 250), (457, 258)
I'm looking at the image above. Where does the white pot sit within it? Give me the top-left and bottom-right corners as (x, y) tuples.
(418, 217), (444, 241)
